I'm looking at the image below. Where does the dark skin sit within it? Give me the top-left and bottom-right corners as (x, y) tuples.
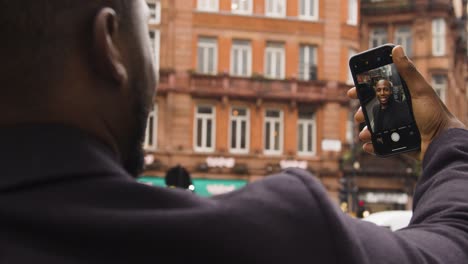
(349, 46), (465, 160)
(0, 0), (156, 176)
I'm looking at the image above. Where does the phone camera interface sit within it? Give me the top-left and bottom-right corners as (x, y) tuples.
(356, 63), (415, 147)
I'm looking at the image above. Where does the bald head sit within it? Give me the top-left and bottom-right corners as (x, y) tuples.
(376, 79), (392, 89)
(0, 0), (132, 101)
(0, 0), (157, 176)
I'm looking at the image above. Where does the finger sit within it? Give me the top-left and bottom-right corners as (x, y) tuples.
(392, 45), (430, 95)
(359, 126), (371, 142)
(354, 107), (365, 124)
(363, 142), (375, 155)
(347, 87), (358, 99)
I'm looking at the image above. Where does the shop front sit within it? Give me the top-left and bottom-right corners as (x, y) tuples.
(137, 176), (248, 197)
(358, 190), (409, 213)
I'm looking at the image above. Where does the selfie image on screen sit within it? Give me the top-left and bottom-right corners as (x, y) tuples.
(356, 64), (412, 134)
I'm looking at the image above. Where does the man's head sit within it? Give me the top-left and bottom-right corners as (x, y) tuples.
(0, 0), (157, 176)
(375, 79), (393, 108)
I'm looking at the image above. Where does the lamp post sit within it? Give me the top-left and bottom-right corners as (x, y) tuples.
(351, 160), (360, 214)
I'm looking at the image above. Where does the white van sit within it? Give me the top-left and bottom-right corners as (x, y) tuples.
(362, 210), (413, 231)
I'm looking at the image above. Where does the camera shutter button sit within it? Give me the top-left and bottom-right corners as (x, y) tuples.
(391, 132), (400, 142)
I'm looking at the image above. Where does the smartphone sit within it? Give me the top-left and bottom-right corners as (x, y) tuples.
(349, 44), (421, 157)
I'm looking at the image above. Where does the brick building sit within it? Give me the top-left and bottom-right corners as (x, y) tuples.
(360, 0), (467, 124)
(141, 0), (467, 214)
(141, 0), (360, 202)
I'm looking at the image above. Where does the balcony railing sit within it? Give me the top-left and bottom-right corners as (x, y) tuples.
(361, 0), (415, 15)
(361, 0), (452, 16)
(157, 71), (349, 103)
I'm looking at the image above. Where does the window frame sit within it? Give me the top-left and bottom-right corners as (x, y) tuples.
(369, 27), (388, 48)
(298, 44), (318, 81)
(197, 37), (218, 75)
(147, 0), (161, 24)
(347, 0), (358, 25)
(299, 0), (319, 21)
(394, 26), (412, 57)
(230, 40), (252, 77)
(231, 0), (253, 14)
(197, 0), (219, 12)
(149, 30), (160, 80)
(265, 0), (286, 18)
(194, 105), (216, 153)
(229, 106), (250, 154)
(297, 112), (317, 156)
(432, 75), (447, 103)
(263, 109), (284, 155)
(432, 18), (446, 56)
(264, 43), (286, 79)
(144, 104), (158, 151)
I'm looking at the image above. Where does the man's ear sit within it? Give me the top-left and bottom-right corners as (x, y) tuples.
(93, 8), (128, 86)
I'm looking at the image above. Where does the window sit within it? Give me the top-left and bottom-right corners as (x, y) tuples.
(147, 0), (161, 24)
(432, 75), (447, 103)
(231, 40), (252, 77)
(197, 37), (217, 75)
(231, 0), (252, 14)
(297, 111), (316, 156)
(432, 18), (446, 56)
(347, 48), (357, 84)
(264, 109), (283, 155)
(149, 30), (160, 79)
(265, 0), (286, 17)
(194, 106), (216, 152)
(265, 42), (285, 79)
(299, 0), (319, 20)
(229, 107), (250, 153)
(198, 0), (219, 12)
(144, 104), (158, 150)
(299, 45), (317, 81)
(369, 27), (388, 48)
(347, 0), (358, 25)
(395, 26), (412, 57)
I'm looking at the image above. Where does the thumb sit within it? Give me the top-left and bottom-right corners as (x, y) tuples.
(392, 45), (431, 97)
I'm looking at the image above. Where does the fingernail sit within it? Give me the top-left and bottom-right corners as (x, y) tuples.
(393, 46), (406, 60)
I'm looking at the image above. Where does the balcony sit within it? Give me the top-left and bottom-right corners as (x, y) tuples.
(361, 0), (415, 15)
(157, 71), (350, 104)
(427, 0), (453, 11)
(361, 0), (452, 16)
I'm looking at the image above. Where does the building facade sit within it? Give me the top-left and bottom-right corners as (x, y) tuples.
(360, 0), (468, 124)
(343, 0), (468, 215)
(142, 0), (360, 202)
(142, 0), (467, 214)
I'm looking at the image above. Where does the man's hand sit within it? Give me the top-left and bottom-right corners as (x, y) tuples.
(347, 45), (465, 160)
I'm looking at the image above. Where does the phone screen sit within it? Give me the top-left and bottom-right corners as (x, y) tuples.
(350, 44), (421, 156)
(356, 63), (413, 135)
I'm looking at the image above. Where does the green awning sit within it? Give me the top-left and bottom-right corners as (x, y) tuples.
(137, 176), (247, 197)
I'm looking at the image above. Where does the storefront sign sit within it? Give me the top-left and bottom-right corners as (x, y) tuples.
(137, 176), (247, 197)
(206, 157), (235, 168)
(279, 160), (308, 170)
(321, 139), (342, 152)
(361, 192), (408, 204)
(206, 184), (237, 195)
